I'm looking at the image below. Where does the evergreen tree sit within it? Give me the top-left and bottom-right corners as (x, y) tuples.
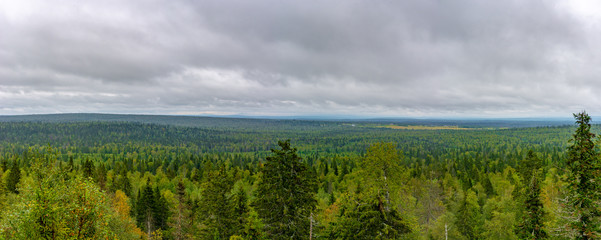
(519, 150), (543, 184)
(67, 155), (74, 172)
(252, 140), (317, 240)
(566, 111), (601, 239)
(136, 180), (158, 237)
(172, 180), (191, 240)
(517, 172), (547, 239)
(153, 187), (169, 231)
(334, 194), (409, 239)
(330, 143), (411, 239)
(332, 158), (339, 176)
(1, 159), (7, 172)
(455, 190), (482, 239)
(482, 174), (494, 197)
(6, 160), (21, 194)
(199, 166), (234, 239)
(82, 159), (94, 179)
(117, 169), (132, 197)
(338, 160), (348, 181)
(95, 163), (107, 190)
(230, 186), (249, 237)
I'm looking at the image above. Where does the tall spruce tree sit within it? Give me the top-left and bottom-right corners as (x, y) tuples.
(230, 186), (249, 237)
(252, 140), (317, 240)
(329, 142), (411, 239)
(137, 182), (157, 237)
(199, 166), (234, 239)
(516, 150), (547, 239)
(82, 159), (94, 179)
(519, 150), (543, 184)
(6, 160), (21, 194)
(153, 187), (169, 232)
(517, 172), (547, 239)
(566, 111), (601, 239)
(135, 180), (168, 238)
(455, 190), (482, 239)
(172, 180), (190, 240)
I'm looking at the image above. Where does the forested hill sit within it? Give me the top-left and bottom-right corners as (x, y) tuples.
(0, 113), (574, 129)
(0, 113), (596, 239)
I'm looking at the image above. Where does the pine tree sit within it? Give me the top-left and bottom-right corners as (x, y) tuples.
(566, 111), (601, 239)
(252, 140), (317, 240)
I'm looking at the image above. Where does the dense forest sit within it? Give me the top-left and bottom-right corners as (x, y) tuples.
(0, 113), (597, 239)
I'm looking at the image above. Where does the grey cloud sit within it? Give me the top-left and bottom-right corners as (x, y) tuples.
(0, 0), (599, 116)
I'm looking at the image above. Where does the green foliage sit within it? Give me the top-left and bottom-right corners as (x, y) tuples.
(171, 180), (192, 240)
(519, 150), (543, 185)
(517, 172), (547, 239)
(199, 166), (234, 239)
(329, 143), (411, 239)
(82, 158), (94, 179)
(0, 149), (140, 239)
(6, 160), (20, 194)
(230, 186), (249, 236)
(565, 111), (601, 239)
(455, 190), (482, 239)
(253, 140), (317, 240)
(135, 180), (169, 238)
(0, 115), (593, 239)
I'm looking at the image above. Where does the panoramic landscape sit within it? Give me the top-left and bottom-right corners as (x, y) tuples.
(4, 0), (601, 239)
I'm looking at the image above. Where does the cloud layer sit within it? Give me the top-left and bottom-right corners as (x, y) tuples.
(2, 0), (601, 117)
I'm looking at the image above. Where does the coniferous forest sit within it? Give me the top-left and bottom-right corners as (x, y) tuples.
(0, 113), (598, 239)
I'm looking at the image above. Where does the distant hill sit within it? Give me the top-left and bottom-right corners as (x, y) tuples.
(0, 113), (575, 129)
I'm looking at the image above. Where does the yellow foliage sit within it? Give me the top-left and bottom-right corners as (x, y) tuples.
(113, 190), (130, 221)
(376, 125), (476, 130)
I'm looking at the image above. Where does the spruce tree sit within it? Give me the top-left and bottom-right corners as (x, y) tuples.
(172, 180), (190, 240)
(230, 187), (249, 237)
(455, 190), (482, 239)
(200, 166), (234, 239)
(95, 163), (107, 190)
(153, 187), (168, 231)
(117, 169), (132, 197)
(6, 160), (21, 194)
(566, 111), (601, 239)
(82, 159), (94, 179)
(516, 149), (546, 239)
(519, 150), (543, 184)
(330, 143), (411, 239)
(517, 172), (547, 239)
(136, 180), (157, 237)
(252, 140), (317, 240)
(67, 156), (74, 172)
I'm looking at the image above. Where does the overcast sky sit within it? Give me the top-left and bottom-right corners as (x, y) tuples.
(2, 0), (601, 117)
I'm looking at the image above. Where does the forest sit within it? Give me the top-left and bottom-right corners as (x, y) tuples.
(0, 113), (597, 239)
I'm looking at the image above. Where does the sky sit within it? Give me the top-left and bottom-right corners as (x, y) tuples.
(2, 0), (601, 118)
